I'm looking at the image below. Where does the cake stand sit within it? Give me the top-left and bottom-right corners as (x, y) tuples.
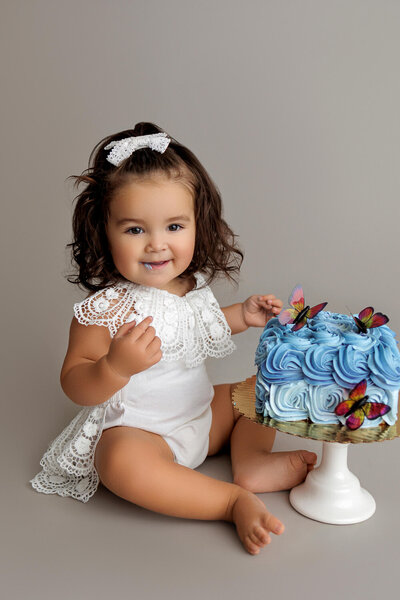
(232, 376), (400, 525)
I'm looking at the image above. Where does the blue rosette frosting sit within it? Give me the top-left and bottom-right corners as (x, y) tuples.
(266, 381), (309, 422)
(255, 311), (400, 427)
(307, 384), (344, 424)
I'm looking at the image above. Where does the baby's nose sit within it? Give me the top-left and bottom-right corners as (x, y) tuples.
(146, 234), (167, 252)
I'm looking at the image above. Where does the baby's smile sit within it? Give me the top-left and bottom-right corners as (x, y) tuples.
(142, 260), (171, 271)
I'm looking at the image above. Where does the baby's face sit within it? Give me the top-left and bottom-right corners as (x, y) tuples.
(106, 175), (196, 293)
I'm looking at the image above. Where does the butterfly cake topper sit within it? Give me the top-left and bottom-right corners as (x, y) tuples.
(334, 380), (391, 430)
(352, 306), (389, 334)
(278, 285), (328, 331)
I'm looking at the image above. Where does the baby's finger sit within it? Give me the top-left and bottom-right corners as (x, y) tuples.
(257, 298), (274, 309)
(270, 297), (283, 305)
(262, 297), (283, 309)
(269, 299), (283, 309)
(128, 316), (153, 340)
(150, 349), (163, 365)
(257, 295), (277, 307)
(114, 319), (137, 338)
(139, 325), (157, 346)
(148, 339), (162, 360)
(147, 336), (161, 352)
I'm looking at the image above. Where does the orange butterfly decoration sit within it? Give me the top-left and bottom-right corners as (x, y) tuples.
(335, 380), (391, 430)
(278, 285), (327, 331)
(353, 307), (389, 334)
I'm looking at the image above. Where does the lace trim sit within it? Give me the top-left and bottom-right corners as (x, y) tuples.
(73, 273), (236, 368)
(29, 394), (121, 503)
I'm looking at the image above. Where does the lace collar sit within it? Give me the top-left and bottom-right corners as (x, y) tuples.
(74, 273), (236, 368)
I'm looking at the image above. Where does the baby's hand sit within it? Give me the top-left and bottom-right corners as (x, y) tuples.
(105, 316), (162, 378)
(242, 295), (283, 328)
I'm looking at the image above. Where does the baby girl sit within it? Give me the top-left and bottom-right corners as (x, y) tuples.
(30, 122), (317, 555)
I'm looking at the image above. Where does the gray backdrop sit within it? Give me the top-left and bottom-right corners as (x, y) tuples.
(1, 1), (399, 599)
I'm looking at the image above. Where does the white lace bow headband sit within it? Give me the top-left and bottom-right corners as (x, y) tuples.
(104, 132), (171, 166)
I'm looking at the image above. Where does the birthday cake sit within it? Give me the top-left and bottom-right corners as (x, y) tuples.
(255, 300), (400, 430)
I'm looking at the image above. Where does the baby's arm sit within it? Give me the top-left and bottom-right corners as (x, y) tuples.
(221, 304), (248, 335)
(60, 315), (161, 406)
(222, 295), (283, 334)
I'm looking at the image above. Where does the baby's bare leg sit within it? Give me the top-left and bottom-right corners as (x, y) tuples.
(95, 425), (237, 519)
(209, 384), (317, 493)
(94, 425), (284, 554)
(231, 415), (317, 492)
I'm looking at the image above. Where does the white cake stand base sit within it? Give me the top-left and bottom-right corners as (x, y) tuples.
(289, 441), (376, 524)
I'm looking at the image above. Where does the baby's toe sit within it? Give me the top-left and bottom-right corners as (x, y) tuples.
(303, 451), (318, 474)
(302, 450), (318, 465)
(254, 525), (271, 545)
(289, 450), (317, 476)
(262, 512), (285, 535)
(248, 530), (264, 548)
(245, 535), (261, 555)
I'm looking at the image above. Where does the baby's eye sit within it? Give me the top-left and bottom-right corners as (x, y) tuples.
(168, 224), (182, 232)
(126, 226), (144, 235)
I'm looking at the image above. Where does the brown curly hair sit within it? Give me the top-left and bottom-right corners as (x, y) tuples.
(66, 122), (243, 292)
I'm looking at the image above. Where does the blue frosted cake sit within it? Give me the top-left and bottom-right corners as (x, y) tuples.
(255, 311), (400, 428)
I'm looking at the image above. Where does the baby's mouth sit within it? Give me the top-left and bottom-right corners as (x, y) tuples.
(142, 260), (170, 271)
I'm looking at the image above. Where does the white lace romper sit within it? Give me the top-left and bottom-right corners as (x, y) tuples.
(30, 273), (236, 503)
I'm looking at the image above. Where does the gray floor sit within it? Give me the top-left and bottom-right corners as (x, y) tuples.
(6, 402), (399, 600)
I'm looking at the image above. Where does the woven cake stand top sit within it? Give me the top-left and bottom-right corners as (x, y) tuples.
(232, 375), (400, 444)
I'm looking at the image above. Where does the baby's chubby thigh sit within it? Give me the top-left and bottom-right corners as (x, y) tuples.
(94, 425), (175, 501)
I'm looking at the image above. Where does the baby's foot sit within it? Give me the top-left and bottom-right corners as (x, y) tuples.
(229, 489), (284, 555)
(236, 450), (318, 493)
